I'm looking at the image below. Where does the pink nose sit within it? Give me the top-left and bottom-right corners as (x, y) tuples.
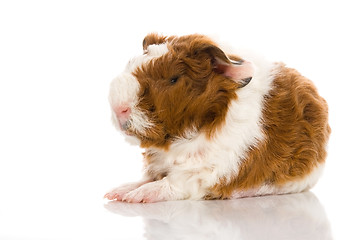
(114, 105), (131, 120)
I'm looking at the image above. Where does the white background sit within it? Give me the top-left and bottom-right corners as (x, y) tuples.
(0, 0), (360, 239)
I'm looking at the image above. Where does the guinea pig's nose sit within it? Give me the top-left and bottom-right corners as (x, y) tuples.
(114, 105), (131, 120)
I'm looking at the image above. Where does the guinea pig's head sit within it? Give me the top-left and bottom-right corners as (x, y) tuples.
(109, 33), (254, 149)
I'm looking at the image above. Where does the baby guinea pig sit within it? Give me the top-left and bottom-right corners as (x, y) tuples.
(105, 33), (331, 203)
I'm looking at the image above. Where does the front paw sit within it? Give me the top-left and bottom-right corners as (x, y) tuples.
(122, 179), (173, 203)
(104, 180), (149, 201)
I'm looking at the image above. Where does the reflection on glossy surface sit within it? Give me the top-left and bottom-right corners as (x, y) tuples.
(105, 192), (332, 240)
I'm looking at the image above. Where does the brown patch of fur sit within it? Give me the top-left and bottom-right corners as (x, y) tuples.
(207, 64), (331, 199)
(132, 34), (241, 149)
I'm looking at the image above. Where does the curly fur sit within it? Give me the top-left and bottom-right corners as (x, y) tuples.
(105, 33), (330, 202)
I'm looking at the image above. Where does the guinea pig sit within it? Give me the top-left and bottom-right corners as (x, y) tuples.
(105, 33), (331, 203)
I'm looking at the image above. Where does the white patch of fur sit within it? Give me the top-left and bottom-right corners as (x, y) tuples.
(109, 43), (169, 134)
(143, 53), (277, 200)
(109, 72), (139, 110)
(147, 43), (169, 57)
(109, 73), (152, 136)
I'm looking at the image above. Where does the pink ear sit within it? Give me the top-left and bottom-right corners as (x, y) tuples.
(215, 60), (255, 87)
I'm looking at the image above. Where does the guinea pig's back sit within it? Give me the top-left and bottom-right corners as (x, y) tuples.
(208, 64), (331, 199)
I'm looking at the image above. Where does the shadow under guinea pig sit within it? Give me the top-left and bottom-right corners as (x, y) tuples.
(104, 192), (333, 240)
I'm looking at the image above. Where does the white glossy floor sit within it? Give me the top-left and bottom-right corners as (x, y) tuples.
(1, 1), (360, 239)
(105, 192), (332, 240)
(1, 178), (360, 239)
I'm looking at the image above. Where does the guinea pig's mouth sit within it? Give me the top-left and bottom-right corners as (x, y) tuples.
(114, 109), (154, 138)
(121, 121), (131, 131)
(120, 121), (134, 136)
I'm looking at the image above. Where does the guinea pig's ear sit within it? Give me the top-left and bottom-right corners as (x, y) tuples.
(142, 33), (168, 53)
(204, 45), (254, 88)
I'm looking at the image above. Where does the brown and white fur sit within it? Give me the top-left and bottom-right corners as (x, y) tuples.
(105, 33), (331, 203)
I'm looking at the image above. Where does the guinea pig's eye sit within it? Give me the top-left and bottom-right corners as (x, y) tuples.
(170, 76), (179, 85)
(149, 106), (156, 112)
